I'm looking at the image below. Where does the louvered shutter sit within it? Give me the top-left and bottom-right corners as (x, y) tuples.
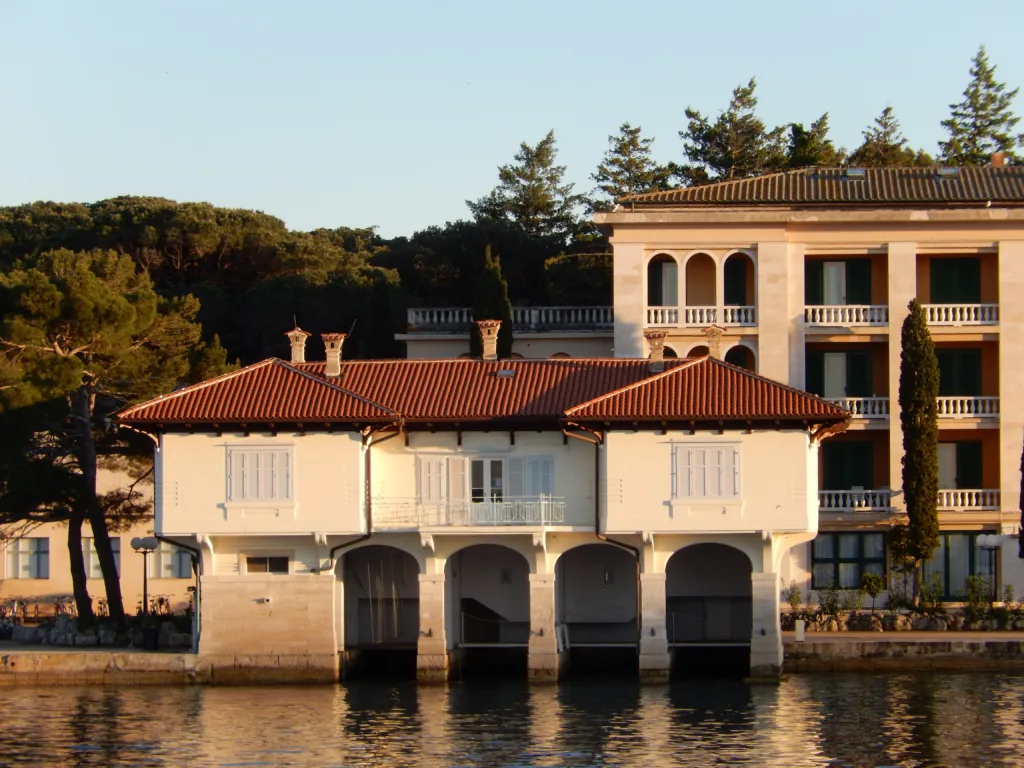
(507, 458), (524, 499)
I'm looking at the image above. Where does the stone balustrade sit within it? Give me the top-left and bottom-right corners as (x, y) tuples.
(818, 489), (892, 512)
(804, 305), (888, 326)
(936, 396), (999, 418)
(937, 489), (1000, 510)
(924, 303), (999, 326)
(829, 397), (889, 419)
(406, 306), (613, 332)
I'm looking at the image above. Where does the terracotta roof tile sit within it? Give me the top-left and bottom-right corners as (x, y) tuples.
(564, 357), (849, 422)
(621, 166), (1024, 207)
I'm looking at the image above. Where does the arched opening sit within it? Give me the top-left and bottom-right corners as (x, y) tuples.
(342, 545), (420, 678)
(685, 253), (716, 308)
(446, 544), (531, 677)
(510, 352), (525, 359)
(687, 345), (710, 358)
(666, 543), (752, 678)
(663, 346), (678, 359)
(550, 352), (572, 359)
(556, 543), (638, 674)
(647, 254), (679, 307)
(723, 252), (756, 307)
(724, 345), (755, 372)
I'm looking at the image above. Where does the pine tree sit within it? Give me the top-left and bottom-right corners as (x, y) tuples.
(467, 130), (584, 243)
(468, 245), (514, 358)
(940, 46), (1024, 165)
(898, 299), (940, 590)
(674, 78), (788, 186)
(590, 123), (671, 211)
(786, 114), (846, 167)
(849, 107), (933, 167)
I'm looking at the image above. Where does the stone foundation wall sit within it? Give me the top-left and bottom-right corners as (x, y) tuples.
(786, 639), (1024, 672)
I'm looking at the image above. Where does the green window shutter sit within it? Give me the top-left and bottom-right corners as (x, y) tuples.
(724, 258), (747, 306)
(850, 442), (874, 489)
(956, 442), (983, 489)
(961, 349), (981, 395)
(936, 350), (954, 396)
(931, 260), (955, 303)
(845, 352), (872, 397)
(956, 258), (981, 303)
(822, 443), (847, 488)
(845, 259), (872, 305)
(805, 350), (824, 396)
(805, 261), (823, 305)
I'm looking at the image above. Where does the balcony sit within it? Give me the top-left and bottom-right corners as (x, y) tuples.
(644, 306), (756, 328)
(818, 489), (892, 512)
(936, 396), (999, 418)
(829, 397), (889, 419)
(924, 304), (998, 326)
(372, 496), (592, 529)
(406, 306), (613, 333)
(804, 305), (888, 327)
(937, 489), (1000, 510)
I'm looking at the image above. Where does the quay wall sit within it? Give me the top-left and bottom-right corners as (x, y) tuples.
(785, 637), (1024, 672)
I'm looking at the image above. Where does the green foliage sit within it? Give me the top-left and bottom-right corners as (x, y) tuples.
(782, 580), (802, 612)
(841, 587), (866, 613)
(590, 123), (672, 210)
(899, 299), (940, 565)
(918, 572), (946, 615)
(860, 572), (886, 613)
(786, 114), (846, 167)
(963, 575), (992, 623)
(1003, 583), (1016, 608)
(468, 246), (514, 358)
(816, 584), (842, 618)
(544, 253), (612, 306)
(849, 107), (933, 167)
(940, 46), (1023, 165)
(674, 78), (788, 185)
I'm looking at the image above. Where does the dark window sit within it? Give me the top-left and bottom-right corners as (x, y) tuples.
(822, 441), (874, 490)
(246, 556), (289, 574)
(804, 350), (873, 398)
(936, 348), (981, 396)
(845, 259), (872, 305)
(724, 258), (747, 306)
(812, 532), (885, 589)
(930, 257), (980, 304)
(805, 261), (824, 305)
(955, 442), (983, 488)
(921, 532), (996, 600)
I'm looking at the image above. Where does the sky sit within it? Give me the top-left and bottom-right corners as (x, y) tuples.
(2, 1), (1023, 238)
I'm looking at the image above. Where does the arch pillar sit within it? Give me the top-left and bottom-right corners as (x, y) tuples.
(528, 572), (565, 682)
(417, 570), (448, 682)
(639, 571), (670, 683)
(749, 571), (782, 679)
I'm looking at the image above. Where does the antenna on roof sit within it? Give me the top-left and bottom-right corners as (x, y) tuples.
(348, 319), (357, 338)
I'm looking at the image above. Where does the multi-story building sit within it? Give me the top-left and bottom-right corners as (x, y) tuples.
(595, 163), (1024, 602)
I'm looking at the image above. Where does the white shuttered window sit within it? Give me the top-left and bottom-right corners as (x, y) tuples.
(227, 448), (293, 502)
(671, 445), (740, 500)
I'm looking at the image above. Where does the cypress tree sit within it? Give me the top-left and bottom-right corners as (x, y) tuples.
(899, 299), (940, 587)
(940, 46), (1024, 165)
(468, 245), (514, 358)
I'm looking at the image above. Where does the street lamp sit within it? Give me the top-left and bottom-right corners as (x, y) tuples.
(976, 534), (1002, 603)
(130, 536), (159, 614)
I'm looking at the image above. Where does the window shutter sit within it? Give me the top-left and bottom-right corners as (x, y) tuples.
(845, 259), (872, 305)
(228, 451), (242, 501)
(805, 261), (824, 305)
(508, 457), (525, 498)
(417, 457), (446, 502)
(447, 457), (466, 501)
(670, 446), (679, 499)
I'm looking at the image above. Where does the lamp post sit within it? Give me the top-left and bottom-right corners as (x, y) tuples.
(976, 534), (1002, 603)
(130, 536), (159, 615)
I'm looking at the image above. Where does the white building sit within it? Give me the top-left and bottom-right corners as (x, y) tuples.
(116, 324), (848, 681)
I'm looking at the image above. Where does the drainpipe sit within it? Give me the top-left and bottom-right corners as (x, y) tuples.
(153, 534), (202, 652)
(328, 421), (403, 567)
(561, 422), (642, 648)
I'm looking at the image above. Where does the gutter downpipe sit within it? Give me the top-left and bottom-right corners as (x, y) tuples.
(562, 422), (642, 651)
(153, 534), (202, 652)
(328, 421), (404, 568)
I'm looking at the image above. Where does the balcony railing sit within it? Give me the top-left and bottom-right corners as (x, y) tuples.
(924, 304), (999, 326)
(936, 396), (999, 418)
(683, 306), (717, 326)
(805, 305), (888, 327)
(372, 496), (591, 529)
(722, 306), (757, 326)
(818, 489), (893, 512)
(937, 489), (1000, 510)
(829, 396), (889, 419)
(406, 306), (613, 333)
(646, 306), (679, 326)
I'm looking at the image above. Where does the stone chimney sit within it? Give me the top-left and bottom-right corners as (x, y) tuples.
(992, 151), (1006, 168)
(321, 333), (346, 377)
(476, 319), (501, 361)
(702, 324), (725, 360)
(284, 326), (312, 364)
(644, 329), (668, 373)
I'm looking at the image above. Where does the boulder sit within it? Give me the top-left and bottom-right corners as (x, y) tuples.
(10, 625), (38, 643)
(74, 633), (98, 647)
(98, 628), (118, 646)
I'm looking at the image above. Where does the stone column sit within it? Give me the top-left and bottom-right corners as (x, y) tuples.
(417, 572), (448, 683)
(528, 573), (565, 682)
(998, 241), (1024, 532)
(887, 242), (917, 513)
(613, 243), (645, 358)
(749, 572), (783, 679)
(638, 572), (670, 683)
(756, 241), (793, 384)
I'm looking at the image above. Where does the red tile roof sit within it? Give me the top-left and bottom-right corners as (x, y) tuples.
(620, 166), (1024, 207)
(117, 356), (848, 429)
(564, 357), (848, 422)
(115, 359), (399, 425)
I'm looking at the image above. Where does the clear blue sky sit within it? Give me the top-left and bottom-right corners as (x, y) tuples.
(2, 1), (1022, 238)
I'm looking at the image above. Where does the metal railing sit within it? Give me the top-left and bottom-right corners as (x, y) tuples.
(405, 306), (613, 332)
(924, 303), (998, 326)
(722, 306), (757, 326)
(818, 489), (893, 512)
(829, 396), (889, 418)
(804, 305), (888, 326)
(936, 396), (999, 418)
(373, 496), (591, 529)
(937, 489), (1000, 510)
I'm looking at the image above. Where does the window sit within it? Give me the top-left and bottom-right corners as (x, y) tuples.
(149, 542), (193, 579)
(938, 442), (983, 489)
(417, 456), (554, 503)
(935, 349), (981, 396)
(930, 257), (980, 304)
(671, 445), (740, 500)
(805, 259), (871, 306)
(5, 538), (49, 579)
(227, 448), (292, 502)
(805, 351), (872, 399)
(246, 556), (289, 574)
(82, 537), (120, 579)
(811, 532), (885, 589)
(822, 441), (874, 490)
(922, 532), (996, 600)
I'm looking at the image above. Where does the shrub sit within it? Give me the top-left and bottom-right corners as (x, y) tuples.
(782, 580), (802, 613)
(841, 587), (866, 613)
(918, 572), (946, 614)
(963, 575), (991, 623)
(816, 584), (842, 619)
(860, 573), (886, 613)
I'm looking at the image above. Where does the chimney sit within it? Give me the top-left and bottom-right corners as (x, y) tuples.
(476, 319), (501, 361)
(644, 329), (668, 372)
(321, 333), (346, 377)
(992, 151), (1006, 168)
(284, 326), (312, 364)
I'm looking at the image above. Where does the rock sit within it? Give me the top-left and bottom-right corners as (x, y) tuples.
(11, 625), (38, 643)
(167, 632), (191, 649)
(74, 633), (98, 647)
(825, 618), (839, 632)
(98, 628), (117, 646)
(928, 617), (948, 631)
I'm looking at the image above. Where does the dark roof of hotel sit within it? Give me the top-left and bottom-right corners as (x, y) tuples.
(620, 166), (1024, 207)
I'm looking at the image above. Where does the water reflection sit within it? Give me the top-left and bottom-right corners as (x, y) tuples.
(0, 674), (1022, 766)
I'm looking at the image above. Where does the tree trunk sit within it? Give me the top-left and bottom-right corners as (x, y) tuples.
(66, 512), (94, 622)
(70, 382), (126, 627)
(912, 564), (922, 608)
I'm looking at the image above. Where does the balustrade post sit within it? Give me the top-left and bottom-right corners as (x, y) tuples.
(639, 572), (670, 683)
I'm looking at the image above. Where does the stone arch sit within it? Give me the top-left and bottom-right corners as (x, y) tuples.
(550, 352), (572, 359)
(686, 344), (710, 358)
(554, 542), (638, 646)
(663, 345), (679, 359)
(445, 543), (532, 647)
(684, 252), (716, 307)
(665, 543), (752, 644)
(647, 253), (679, 307)
(341, 544), (421, 648)
(723, 250), (757, 307)
(724, 344), (756, 372)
